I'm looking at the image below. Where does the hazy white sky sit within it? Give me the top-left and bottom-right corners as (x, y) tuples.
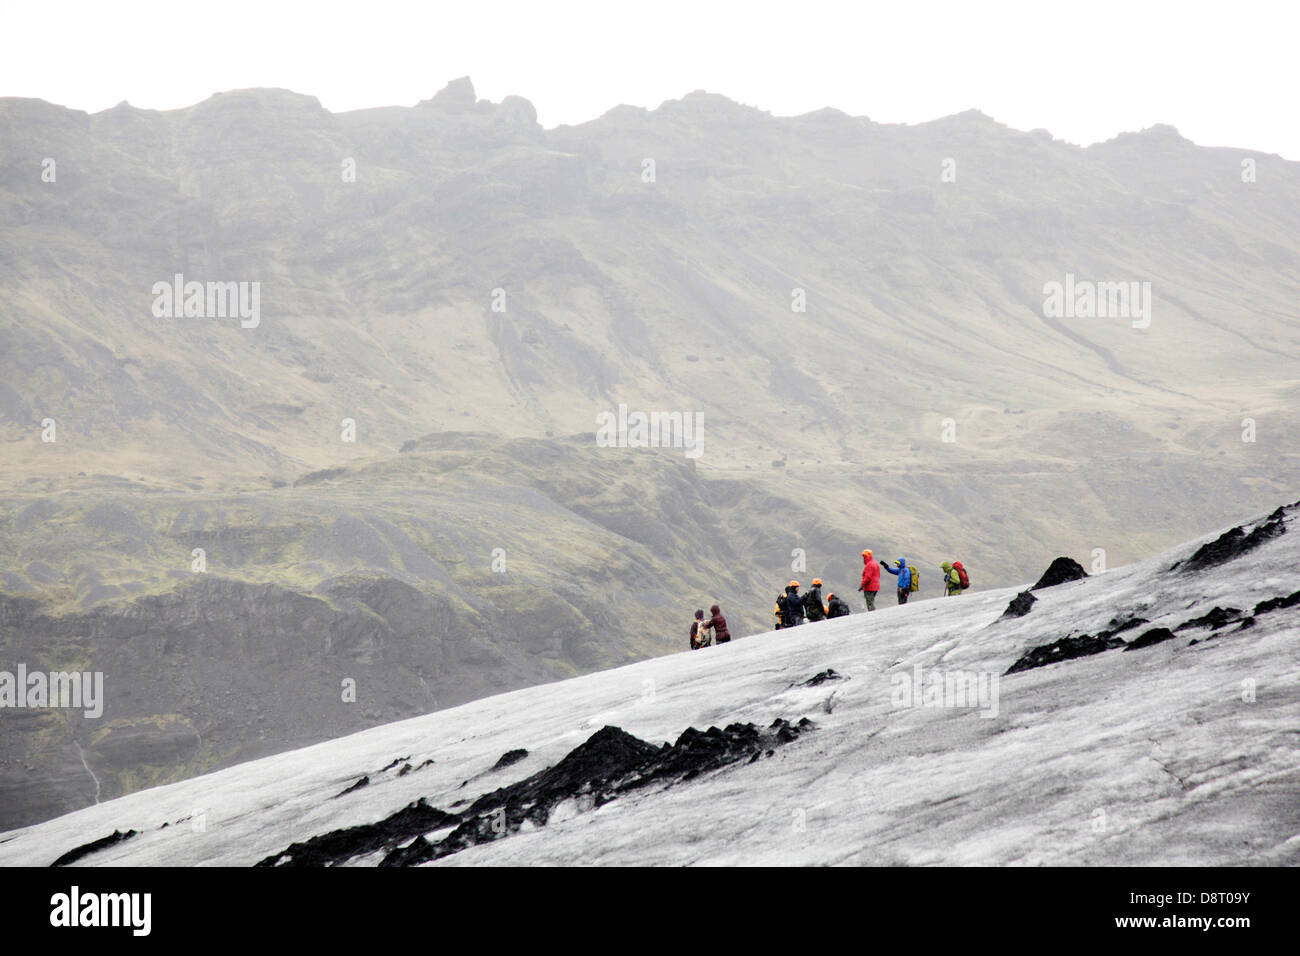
(1, 0), (1296, 158)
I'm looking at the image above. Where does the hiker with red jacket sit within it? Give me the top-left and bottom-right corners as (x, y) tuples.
(859, 550), (881, 611)
(705, 604), (731, 644)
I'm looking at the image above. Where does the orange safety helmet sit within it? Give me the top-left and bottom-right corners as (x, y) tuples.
(862, 549), (872, 558)
(789, 580), (800, 588)
(812, 578), (822, 587)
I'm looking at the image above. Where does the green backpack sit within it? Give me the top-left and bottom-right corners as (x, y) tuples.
(909, 568), (920, 592)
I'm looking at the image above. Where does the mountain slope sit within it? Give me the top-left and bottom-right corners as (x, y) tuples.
(4, 501), (1296, 866)
(0, 434), (869, 830)
(2, 81), (1297, 496)
(2, 78), (1298, 830)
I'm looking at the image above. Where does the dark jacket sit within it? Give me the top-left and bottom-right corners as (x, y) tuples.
(803, 585), (826, 621)
(779, 587), (804, 628)
(826, 594), (851, 618)
(706, 604), (730, 643)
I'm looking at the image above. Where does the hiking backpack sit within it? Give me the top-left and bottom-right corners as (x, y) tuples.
(953, 562), (970, 590)
(908, 568), (920, 592)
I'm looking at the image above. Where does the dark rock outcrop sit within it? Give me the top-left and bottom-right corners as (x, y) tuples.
(1175, 607), (1243, 631)
(1178, 508), (1286, 573)
(1001, 590), (1037, 618)
(257, 800), (457, 868)
(1099, 616), (1149, 638)
(1031, 558), (1089, 590)
(1005, 633), (1125, 674)
(490, 749), (529, 771)
(50, 829), (137, 867)
(334, 776), (369, 798)
(1123, 627), (1178, 651)
(1254, 589), (1300, 616)
(257, 718), (814, 868)
(798, 669), (846, 687)
(383, 718), (813, 867)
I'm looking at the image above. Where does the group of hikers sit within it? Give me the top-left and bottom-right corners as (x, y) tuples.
(689, 549), (971, 650)
(772, 578), (852, 630)
(857, 548), (972, 608)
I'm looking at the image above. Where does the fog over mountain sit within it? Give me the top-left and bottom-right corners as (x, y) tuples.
(1, 78), (1296, 829)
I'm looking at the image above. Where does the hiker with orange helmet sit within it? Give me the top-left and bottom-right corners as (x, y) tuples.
(826, 592), (852, 618)
(803, 578), (828, 621)
(777, 580), (805, 629)
(859, 550), (881, 611)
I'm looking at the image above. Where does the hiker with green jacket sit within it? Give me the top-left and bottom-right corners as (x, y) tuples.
(942, 561), (969, 595)
(941, 562), (961, 596)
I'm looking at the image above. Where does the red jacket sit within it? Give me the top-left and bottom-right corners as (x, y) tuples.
(861, 555), (881, 592)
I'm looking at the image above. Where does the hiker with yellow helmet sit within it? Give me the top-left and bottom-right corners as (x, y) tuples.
(881, 557), (915, 604)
